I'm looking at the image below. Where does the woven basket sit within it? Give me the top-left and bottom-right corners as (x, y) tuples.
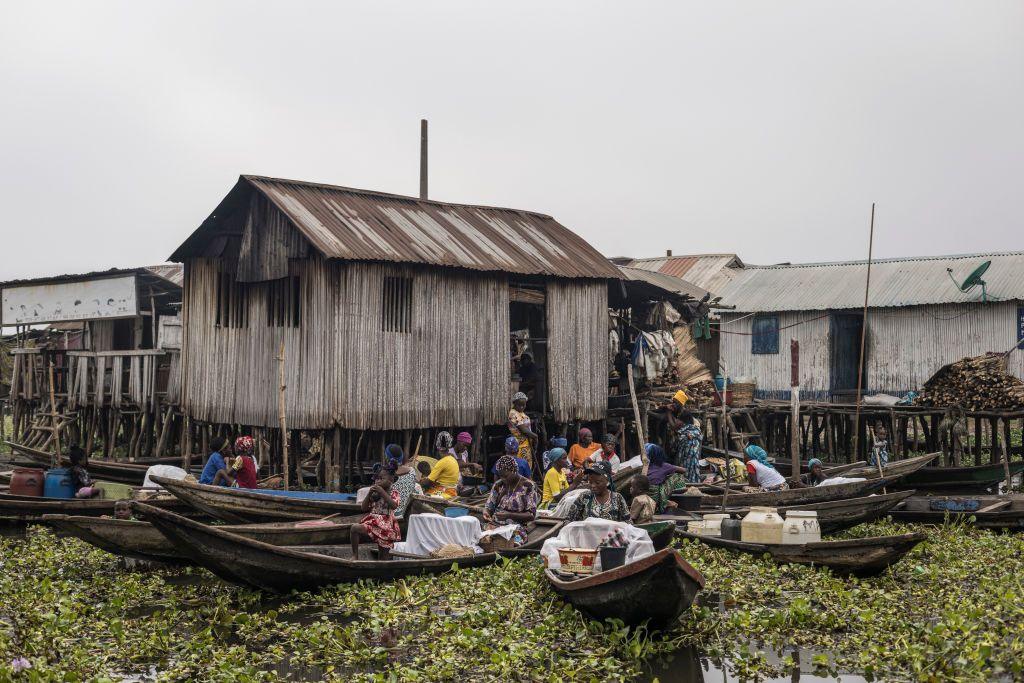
(479, 535), (515, 553)
(731, 382), (756, 405)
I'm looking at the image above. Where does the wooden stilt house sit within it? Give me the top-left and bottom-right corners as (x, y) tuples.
(169, 176), (620, 482)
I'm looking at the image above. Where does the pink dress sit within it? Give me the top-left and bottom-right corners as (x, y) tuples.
(361, 488), (402, 549)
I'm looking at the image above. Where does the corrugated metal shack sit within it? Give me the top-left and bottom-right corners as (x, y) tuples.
(715, 252), (1024, 400)
(170, 175), (620, 484)
(1, 266), (183, 458)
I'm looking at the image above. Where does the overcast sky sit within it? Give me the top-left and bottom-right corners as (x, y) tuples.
(1, 1), (1021, 280)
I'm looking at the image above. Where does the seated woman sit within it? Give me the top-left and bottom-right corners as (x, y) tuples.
(230, 436), (259, 489)
(801, 458), (827, 487)
(492, 436), (533, 479)
(566, 461), (632, 523)
(453, 432), (483, 477)
(482, 455), (539, 546)
(350, 463), (401, 560)
(644, 443), (691, 512)
(745, 450), (789, 491)
(422, 439), (461, 499)
(385, 443), (418, 517)
(69, 447), (99, 499)
(541, 447), (571, 509)
(199, 436), (233, 486)
(588, 433), (622, 470)
(568, 428), (601, 472)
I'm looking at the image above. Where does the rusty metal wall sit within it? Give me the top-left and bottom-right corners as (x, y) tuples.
(720, 302), (1024, 398)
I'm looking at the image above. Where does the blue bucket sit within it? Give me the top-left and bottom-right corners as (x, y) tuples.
(44, 468), (76, 499)
(444, 506), (470, 518)
(714, 374), (727, 391)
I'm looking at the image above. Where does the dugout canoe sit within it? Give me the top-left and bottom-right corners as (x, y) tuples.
(41, 513), (369, 564)
(132, 503), (538, 592)
(692, 477), (893, 509)
(895, 461), (1024, 493)
(545, 548), (705, 628)
(150, 476), (362, 523)
(5, 441), (202, 486)
(717, 490), (917, 535)
(0, 492), (191, 520)
(676, 531), (926, 576)
(888, 494), (1024, 530)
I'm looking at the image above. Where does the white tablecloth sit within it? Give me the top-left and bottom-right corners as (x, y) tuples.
(541, 519), (654, 571)
(393, 513), (482, 556)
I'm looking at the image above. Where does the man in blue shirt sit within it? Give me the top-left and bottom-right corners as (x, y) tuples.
(199, 436), (232, 486)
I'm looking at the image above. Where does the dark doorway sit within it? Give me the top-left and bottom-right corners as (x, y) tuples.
(829, 312), (865, 402)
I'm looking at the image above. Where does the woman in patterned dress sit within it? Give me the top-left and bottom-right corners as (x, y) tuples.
(350, 463), (401, 560)
(482, 455), (539, 546)
(565, 461), (632, 523)
(384, 443), (417, 518)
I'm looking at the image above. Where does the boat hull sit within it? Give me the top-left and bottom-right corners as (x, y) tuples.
(0, 492), (190, 520)
(693, 477), (892, 508)
(896, 462), (1024, 493)
(546, 548), (705, 628)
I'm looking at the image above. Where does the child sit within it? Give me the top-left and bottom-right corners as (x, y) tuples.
(350, 463), (401, 560)
(629, 474), (657, 525)
(69, 447), (99, 498)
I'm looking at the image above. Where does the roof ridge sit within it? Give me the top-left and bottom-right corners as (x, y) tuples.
(745, 251), (1024, 270)
(242, 175), (555, 220)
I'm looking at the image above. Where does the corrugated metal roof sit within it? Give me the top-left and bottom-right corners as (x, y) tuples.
(627, 254), (744, 295)
(616, 265), (709, 300)
(0, 265), (182, 290)
(719, 252), (1024, 312)
(173, 175), (621, 280)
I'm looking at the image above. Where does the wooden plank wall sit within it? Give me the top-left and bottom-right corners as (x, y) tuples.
(546, 279), (609, 423)
(181, 256), (513, 430)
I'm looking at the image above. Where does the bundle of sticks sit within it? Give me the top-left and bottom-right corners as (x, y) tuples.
(644, 379), (717, 408)
(919, 353), (1024, 412)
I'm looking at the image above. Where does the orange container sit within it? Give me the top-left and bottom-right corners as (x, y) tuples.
(10, 468), (45, 497)
(558, 547), (598, 574)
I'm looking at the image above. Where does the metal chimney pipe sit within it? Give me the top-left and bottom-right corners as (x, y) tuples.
(666, 249), (673, 257)
(420, 119), (428, 200)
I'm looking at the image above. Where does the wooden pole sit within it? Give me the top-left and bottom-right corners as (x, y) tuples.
(720, 370), (730, 510)
(276, 341), (290, 490)
(852, 202), (876, 469)
(790, 340), (800, 478)
(48, 361), (60, 468)
(1001, 418), (1012, 490)
(626, 364), (648, 474)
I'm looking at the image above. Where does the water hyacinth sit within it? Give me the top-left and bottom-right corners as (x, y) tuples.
(0, 520), (1022, 681)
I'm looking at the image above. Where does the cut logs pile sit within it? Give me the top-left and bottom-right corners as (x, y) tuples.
(644, 379), (717, 408)
(919, 353), (1024, 412)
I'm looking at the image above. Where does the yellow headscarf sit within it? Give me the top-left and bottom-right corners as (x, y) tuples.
(673, 389), (689, 407)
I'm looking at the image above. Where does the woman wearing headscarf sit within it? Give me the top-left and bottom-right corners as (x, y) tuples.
(568, 428), (601, 470)
(588, 433), (622, 470)
(351, 461), (401, 560)
(507, 392), (538, 465)
(744, 443), (772, 468)
(385, 443), (417, 517)
(541, 447), (570, 509)
(566, 461), (631, 522)
(482, 455), (539, 546)
(672, 406), (703, 483)
(493, 436), (533, 478)
(453, 431), (483, 477)
(422, 431), (461, 499)
(231, 436), (259, 489)
(644, 443), (692, 512)
(801, 458), (827, 487)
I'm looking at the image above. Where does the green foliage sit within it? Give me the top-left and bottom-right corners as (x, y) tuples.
(0, 520), (1022, 681)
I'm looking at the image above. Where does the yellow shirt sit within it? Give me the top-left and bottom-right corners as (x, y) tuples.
(427, 454), (460, 489)
(541, 467), (569, 507)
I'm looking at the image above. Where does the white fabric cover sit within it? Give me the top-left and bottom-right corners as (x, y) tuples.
(142, 465), (189, 489)
(478, 523), (520, 541)
(818, 476), (867, 487)
(393, 513), (482, 556)
(550, 488), (588, 519)
(617, 454), (643, 472)
(541, 519), (654, 571)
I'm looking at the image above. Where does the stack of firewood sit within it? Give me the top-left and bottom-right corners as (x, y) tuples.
(919, 353), (1024, 411)
(644, 379), (717, 408)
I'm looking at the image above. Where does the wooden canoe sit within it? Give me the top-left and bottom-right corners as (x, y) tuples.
(150, 476), (362, 523)
(676, 531), (926, 576)
(545, 548), (705, 628)
(693, 477), (892, 508)
(5, 441), (201, 486)
(0, 492), (192, 520)
(133, 503), (538, 592)
(888, 494), (1024, 530)
(41, 513), (369, 564)
(717, 490), (917, 534)
(895, 461), (1024, 493)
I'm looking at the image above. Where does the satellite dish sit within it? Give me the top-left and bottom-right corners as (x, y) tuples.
(946, 260), (992, 302)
